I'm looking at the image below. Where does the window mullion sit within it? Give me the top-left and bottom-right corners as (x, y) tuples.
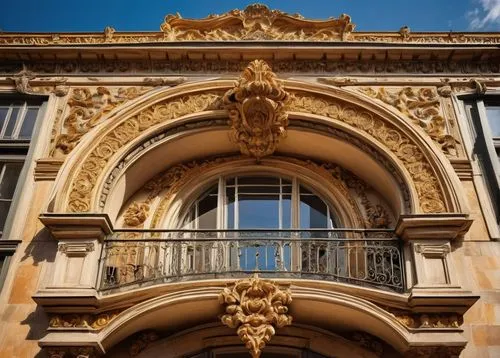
(292, 177), (299, 229)
(12, 102), (27, 139)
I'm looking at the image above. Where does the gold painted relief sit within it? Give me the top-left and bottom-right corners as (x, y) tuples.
(219, 274), (292, 358)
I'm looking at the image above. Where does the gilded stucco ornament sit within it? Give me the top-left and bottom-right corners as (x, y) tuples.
(223, 60), (289, 160)
(68, 92), (222, 212)
(160, 4), (355, 41)
(358, 87), (458, 156)
(219, 274), (292, 358)
(52, 86), (153, 157)
(287, 92), (446, 213)
(48, 310), (121, 330)
(8, 67), (69, 97)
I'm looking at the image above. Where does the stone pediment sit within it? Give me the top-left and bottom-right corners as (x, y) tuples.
(160, 4), (355, 41)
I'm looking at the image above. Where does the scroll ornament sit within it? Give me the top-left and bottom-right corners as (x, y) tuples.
(219, 274), (292, 358)
(223, 60), (289, 160)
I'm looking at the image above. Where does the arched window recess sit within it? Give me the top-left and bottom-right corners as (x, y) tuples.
(101, 171), (404, 294)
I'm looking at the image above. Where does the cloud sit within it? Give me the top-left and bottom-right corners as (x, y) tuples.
(466, 0), (500, 30)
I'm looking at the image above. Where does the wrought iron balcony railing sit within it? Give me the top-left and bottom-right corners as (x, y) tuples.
(98, 229), (404, 293)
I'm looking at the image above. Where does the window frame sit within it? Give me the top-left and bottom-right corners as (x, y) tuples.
(461, 94), (500, 238)
(182, 174), (338, 230)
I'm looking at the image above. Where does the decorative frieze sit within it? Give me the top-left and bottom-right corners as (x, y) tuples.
(219, 274), (292, 358)
(393, 312), (462, 329)
(223, 60), (289, 159)
(48, 310), (122, 330)
(1, 5), (499, 45)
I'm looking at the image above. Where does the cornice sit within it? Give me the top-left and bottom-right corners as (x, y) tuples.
(0, 4), (498, 47)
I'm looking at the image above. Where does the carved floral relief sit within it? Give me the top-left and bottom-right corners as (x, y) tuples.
(223, 60), (289, 160)
(287, 93), (446, 213)
(358, 87), (458, 156)
(68, 93), (222, 213)
(219, 274), (292, 358)
(51, 86), (152, 157)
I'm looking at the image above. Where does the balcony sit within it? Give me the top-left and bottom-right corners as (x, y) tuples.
(98, 229), (404, 294)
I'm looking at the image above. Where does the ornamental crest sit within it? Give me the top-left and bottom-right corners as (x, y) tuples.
(219, 274), (292, 358)
(223, 60), (289, 160)
(160, 4), (354, 41)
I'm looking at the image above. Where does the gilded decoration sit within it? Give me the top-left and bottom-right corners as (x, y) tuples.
(286, 92), (446, 213)
(1, 4), (499, 45)
(8, 67), (69, 97)
(393, 312), (462, 329)
(48, 310), (122, 330)
(67, 92), (222, 212)
(219, 274), (293, 358)
(52, 86), (153, 157)
(161, 4), (354, 41)
(223, 60), (289, 160)
(358, 87), (458, 156)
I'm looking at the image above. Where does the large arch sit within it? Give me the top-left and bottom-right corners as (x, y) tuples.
(46, 79), (467, 221)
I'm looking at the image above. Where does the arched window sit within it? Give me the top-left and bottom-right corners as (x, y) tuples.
(182, 175), (337, 230)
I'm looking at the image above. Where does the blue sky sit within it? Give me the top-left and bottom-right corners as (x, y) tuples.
(0, 0), (499, 32)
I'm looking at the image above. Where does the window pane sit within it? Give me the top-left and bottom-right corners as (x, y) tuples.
(0, 201), (11, 232)
(0, 107), (9, 133)
(282, 195), (291, 229)
(486, 106), (500, 137)
(3, 106), (20, 138)
(0, 162), (24, 199)
(237, 177), (280, 186)
(238, 195), (280, 229)
(300, 187), (329, 229)
(197, 195), (217, 229)
(18, 107), (39, 138)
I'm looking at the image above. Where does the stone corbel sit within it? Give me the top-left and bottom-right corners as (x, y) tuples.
(396, 214), (478, 312)
(34, 214), (113, 306)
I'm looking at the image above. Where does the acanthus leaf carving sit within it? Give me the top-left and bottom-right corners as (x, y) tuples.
(287, 92), (446, 213)
(52, 86), (152, 157)
(223, 60), (289, 160)
(68, 92), (223, 213)
(358, 87), (458, 156)
(160, 4), (354, 41)
(219, 274), (292, 358)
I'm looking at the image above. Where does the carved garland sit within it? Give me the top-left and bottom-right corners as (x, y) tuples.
(358, 87), (457, 156)
(287, 92), (446, 213)
(219, 274), (292, 358)
(67, 92), (222, 212)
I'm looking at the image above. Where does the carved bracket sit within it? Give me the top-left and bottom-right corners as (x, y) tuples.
(223, 60), (289, 160)
(219, 274), (292, 358)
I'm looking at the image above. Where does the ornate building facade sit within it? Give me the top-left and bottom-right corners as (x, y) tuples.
(0, 5), (499, 357)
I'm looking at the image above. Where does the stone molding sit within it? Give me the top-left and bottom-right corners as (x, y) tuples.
(1, 5), (499, 45)
(59, 81), (452, 215)
(34, 158), (65, 181)
(395, 214), (472, 241)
